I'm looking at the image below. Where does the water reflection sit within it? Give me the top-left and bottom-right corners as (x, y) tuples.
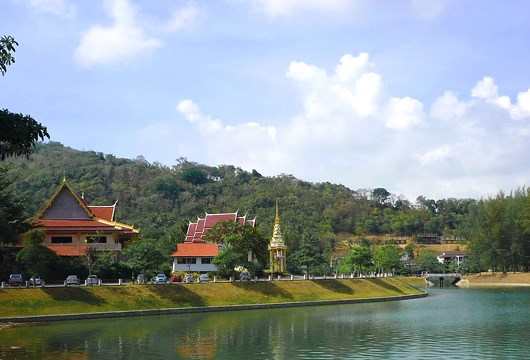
(2, 288), (530, 359)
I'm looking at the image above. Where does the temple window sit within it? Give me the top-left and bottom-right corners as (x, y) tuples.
(177, 257), (197, 264)
(51, 236), (73, 244)
(86, 235), (107, 244)
(201, 257), (213, 264)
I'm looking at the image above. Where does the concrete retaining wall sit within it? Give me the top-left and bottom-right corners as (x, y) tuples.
(0, 292), (427, 324)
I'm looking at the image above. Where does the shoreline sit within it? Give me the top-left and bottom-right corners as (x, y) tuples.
(458, 273), (530, 288)
(0, 292), (427, 324)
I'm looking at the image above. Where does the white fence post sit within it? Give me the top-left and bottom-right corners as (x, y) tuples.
(0, 282), (4, 288)
(118, 278), (122, 286)
(290, 274), (294, 281)
(213, 276), (217, 283)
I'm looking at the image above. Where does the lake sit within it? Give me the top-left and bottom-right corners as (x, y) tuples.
(2, 288), (530, 359)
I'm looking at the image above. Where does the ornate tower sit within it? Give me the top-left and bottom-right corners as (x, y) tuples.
(269, 200), (287, 274)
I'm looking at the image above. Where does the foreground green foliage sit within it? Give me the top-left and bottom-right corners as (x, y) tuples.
(205, 222), (268, 277)
(16, 230), (60, 279)
(464, 189), (530, 272)
(0, 35), (18, 76)
(0, 109), (50, 160)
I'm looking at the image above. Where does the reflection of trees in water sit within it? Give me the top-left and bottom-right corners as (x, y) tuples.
(6, 291), (530, 358)
(2, 301), (410, 359)
(0, 299), (455, 360)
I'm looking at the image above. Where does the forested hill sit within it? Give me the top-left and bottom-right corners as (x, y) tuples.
(3, 142), (473, 252)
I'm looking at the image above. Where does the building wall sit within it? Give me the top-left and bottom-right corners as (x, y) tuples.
(172, 257), (218, 273)
(44, 232), (122, 251)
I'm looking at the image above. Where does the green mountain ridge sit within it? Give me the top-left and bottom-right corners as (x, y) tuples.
(3, 142), (472, 253)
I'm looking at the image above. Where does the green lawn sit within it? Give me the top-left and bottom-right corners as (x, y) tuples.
(0, 277), (425, 317)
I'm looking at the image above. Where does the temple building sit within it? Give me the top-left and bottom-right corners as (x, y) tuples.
(171, 212), (256, 273)
(32, 179), (138, 257)
(269, 201), (287, 274)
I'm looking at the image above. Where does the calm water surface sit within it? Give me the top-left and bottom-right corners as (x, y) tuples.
(2, 288), (530, 359)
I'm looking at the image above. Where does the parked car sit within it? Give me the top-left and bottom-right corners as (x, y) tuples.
(239, 271), (251, 281)
(183, 273), (194, 283)
(8, 274), (23, 286)
(29, 276), (44, 287)
(86, 275), (99, 286)
(136, 273), (146, 284)
(65, 275), (80, 286)
(153, 273), (168, 284)
(170, 274), (182, 283)
(199, 273), (209, 283)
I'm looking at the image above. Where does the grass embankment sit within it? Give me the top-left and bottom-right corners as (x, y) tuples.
(460, 272), (530, 287)
(0, 277), (424, 317)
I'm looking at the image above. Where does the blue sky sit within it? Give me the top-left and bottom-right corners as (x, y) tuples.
(2, 0), (530, 199)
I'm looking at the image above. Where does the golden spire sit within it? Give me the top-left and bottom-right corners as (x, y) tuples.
(274, 199), (280, 225)
(270, 199), (285, 247)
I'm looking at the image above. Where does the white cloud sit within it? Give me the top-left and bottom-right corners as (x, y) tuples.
(386, 97), (424, 129)
(430, 91), (468, 121)
(252, 0), (351, 17)
(167, 53), (530, 199)
(418, 145), (451, 165)
(471, 76), (530, 119)
(28, 0), (75, 17)
(471, 76), (498, 100)
(74, 0), (162, 67)
(165, 3), (199, 32)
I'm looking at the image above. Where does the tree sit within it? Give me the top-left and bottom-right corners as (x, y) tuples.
(180, 167), (209, 185)
(416, 250), (442, 273)
(289, 232), (325, 275)
(345, 242), (372, 274)
(372, 188), (391, 208)
(0, 109), (50, 160)
(203, 221), (268, 268)
(213, 244), (244, 278)
(93, 252), (129, 279)
(373, 244), (402, 273)
(0, 35), (18, 76)
(123, 238), (168, 278)
(85, 246), (97, 276)
(16, 229), (60, 279)
(154, 174), (184, 209)
(1, 35), (49, 160)
(0, 166), (29, 243)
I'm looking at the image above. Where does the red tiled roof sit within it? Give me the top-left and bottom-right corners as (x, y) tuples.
(88, 206), (114, 221)
(204, 213), (237, 228)
(171, 243), (219, 257)
(186, 223), (197, 236)
(183, 212), (256, 243)
(48, 245), (88, 257)
(195, 218), (206, 234)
